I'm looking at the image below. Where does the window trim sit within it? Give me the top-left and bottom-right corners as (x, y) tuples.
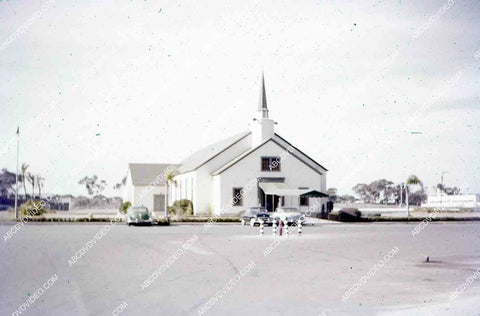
(232, 187), (243, 206)
(261, 156), (281, 172)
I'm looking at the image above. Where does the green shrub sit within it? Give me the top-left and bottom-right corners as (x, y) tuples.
(119, 201), (131, 214)
(168, 199), (193, 216)
(156, 218), (170, 226)
(19, 200), (46, 217)
(171, 217), (239, 222)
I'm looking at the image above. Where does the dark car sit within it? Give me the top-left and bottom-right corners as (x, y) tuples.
(241, 207), (272, 226)
(0, 204), (11, 211)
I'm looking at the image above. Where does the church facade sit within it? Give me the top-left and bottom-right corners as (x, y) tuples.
(169, 75), (329, 216)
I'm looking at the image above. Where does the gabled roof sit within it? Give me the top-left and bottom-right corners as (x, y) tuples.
(212, 136), (326, 176)
(211, 140), (268, 176)
(301, 190), (329, 198)
(177, 131), (251, 174)
(128, 163), (180, 186)
(274, 133), (328, 171)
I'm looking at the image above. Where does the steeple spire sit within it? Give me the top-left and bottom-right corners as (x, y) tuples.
(258, 73), (269, 119)
(251, 73), (275, 147)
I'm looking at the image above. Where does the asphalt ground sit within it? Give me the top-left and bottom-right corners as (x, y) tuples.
(1, 222), (479, 315)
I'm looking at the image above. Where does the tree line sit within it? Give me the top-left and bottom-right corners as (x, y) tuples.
(0, 164), (45, 200)
(0, 167), (126, 200)
(327, 175), (463, 206)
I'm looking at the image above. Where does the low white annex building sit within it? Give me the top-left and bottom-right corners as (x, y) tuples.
(123, 163), (180, 217)
(169, 76), (329, 216)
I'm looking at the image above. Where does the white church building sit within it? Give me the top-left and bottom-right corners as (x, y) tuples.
(167, 76), (329, 216)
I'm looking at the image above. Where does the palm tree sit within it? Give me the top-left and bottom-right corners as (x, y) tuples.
(21, 163), (29, 200)
(113, 176), (126, 190)
(36, 175), (45, 199)
(406, 175), (422, 217)
(27, 173), (36, 200)
(165, 171), (177, 221)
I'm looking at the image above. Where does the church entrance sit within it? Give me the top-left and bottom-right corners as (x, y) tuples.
(257, 177), (285, 212)
(259, 188), (281, 212)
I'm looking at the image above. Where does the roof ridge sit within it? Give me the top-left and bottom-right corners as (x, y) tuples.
(274, 133), (328, 171)
(177, 130), (251, 174)
(211, 137), (272, 175)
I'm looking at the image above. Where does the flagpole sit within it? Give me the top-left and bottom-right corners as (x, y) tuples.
(15, 126), (19, 220)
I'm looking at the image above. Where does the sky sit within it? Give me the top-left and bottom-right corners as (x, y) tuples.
(0, 0), (479, 197)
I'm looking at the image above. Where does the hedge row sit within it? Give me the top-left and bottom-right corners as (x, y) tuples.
(12, 217), (241, 223)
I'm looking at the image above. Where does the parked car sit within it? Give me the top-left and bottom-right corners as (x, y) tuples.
(0, 204), (11, 211)
(241, 207), (272, 226)
(126, 207), (153, 226)
(272, 207), (305, 225)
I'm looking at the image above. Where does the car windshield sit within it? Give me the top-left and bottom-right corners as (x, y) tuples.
(248, 208), (266, 214)
(279, 208), (298, 212)
(128, 208), (149, 219)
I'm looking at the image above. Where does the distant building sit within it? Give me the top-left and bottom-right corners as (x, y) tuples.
(422, 194), (480, 209)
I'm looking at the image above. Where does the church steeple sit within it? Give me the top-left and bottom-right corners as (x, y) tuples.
(251, 73), (275, 147)
(258, 73), (269, 119)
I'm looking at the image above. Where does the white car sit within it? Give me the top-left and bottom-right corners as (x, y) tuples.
(271, 207), (305, 225)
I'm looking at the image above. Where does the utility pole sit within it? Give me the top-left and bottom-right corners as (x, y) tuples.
(440, 171), (447, 209)
(14, 126), (19, 220)
(399, 183), (403, 207)
(164, 182), (168, 222)
(406, 184), (409, 217)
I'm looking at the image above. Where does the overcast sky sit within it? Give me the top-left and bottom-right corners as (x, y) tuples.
(0, 0), (479, 197)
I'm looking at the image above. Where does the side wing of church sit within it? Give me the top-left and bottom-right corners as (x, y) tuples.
(169, 75), (328, 216)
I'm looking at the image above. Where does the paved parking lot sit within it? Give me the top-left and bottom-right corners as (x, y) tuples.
(1, 222), (479, 315)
